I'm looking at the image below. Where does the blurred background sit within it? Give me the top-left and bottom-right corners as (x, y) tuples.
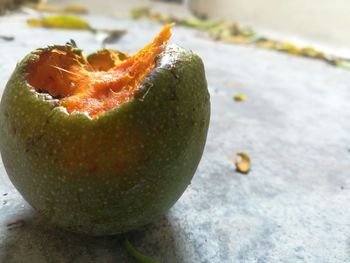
(188, 0), (350, 56)
(3, 0), (349, 56)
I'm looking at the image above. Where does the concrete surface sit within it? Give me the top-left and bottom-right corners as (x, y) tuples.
(1, 12), (350, 263)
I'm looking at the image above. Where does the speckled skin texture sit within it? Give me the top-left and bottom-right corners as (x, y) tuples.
(0, 44), (210, 236)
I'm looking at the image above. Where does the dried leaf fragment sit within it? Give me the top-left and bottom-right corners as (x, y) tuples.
(276, 42), (300, 55)
(233, 94), (247, 101)
(0, 35), (14, 41)
(335, 60), (350, 69)
(66, 39), (77, 48)
(101, 29), (127, 47)
(62, 5), (88, 14)
(300, 47), (324, 58)
(6, 219), (25, 229)
(27, 15), (92, 31)
(224, 35), (251, 45)
(180, 19), (221, 30)
(123, 239), (159, 263)
(256, 39), (277, 49)
(31, 3), (59, 12)
(131, 7), (151, 19)
(235, 152), (251, 174)
(32, 3), (88, 14)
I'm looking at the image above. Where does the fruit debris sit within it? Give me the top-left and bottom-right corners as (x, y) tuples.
(235, 152), (251, 174)
(233, 94), (247, 101)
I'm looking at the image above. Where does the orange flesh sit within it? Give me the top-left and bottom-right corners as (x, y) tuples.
(27, 24), (173, 118)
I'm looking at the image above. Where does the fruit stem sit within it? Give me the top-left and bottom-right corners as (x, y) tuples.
(123, 239), (160, 263)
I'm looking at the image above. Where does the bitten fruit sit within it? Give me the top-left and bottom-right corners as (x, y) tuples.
(0, 25), (210, 235)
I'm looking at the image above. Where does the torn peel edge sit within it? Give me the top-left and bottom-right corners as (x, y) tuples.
(26, 24), (174, 118)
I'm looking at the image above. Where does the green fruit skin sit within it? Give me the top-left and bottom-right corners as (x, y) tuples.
(0, 44), (210, 236)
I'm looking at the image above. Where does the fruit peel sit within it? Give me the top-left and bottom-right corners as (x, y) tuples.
(0, 41), (210, 235)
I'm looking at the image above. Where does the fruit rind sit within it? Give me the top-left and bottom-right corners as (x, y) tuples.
(0, 44), (210, 235)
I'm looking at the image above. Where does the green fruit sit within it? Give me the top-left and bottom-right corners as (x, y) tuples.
(0, 26), (210, 236)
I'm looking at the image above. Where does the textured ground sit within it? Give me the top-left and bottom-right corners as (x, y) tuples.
(0, 11), (350, 263)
